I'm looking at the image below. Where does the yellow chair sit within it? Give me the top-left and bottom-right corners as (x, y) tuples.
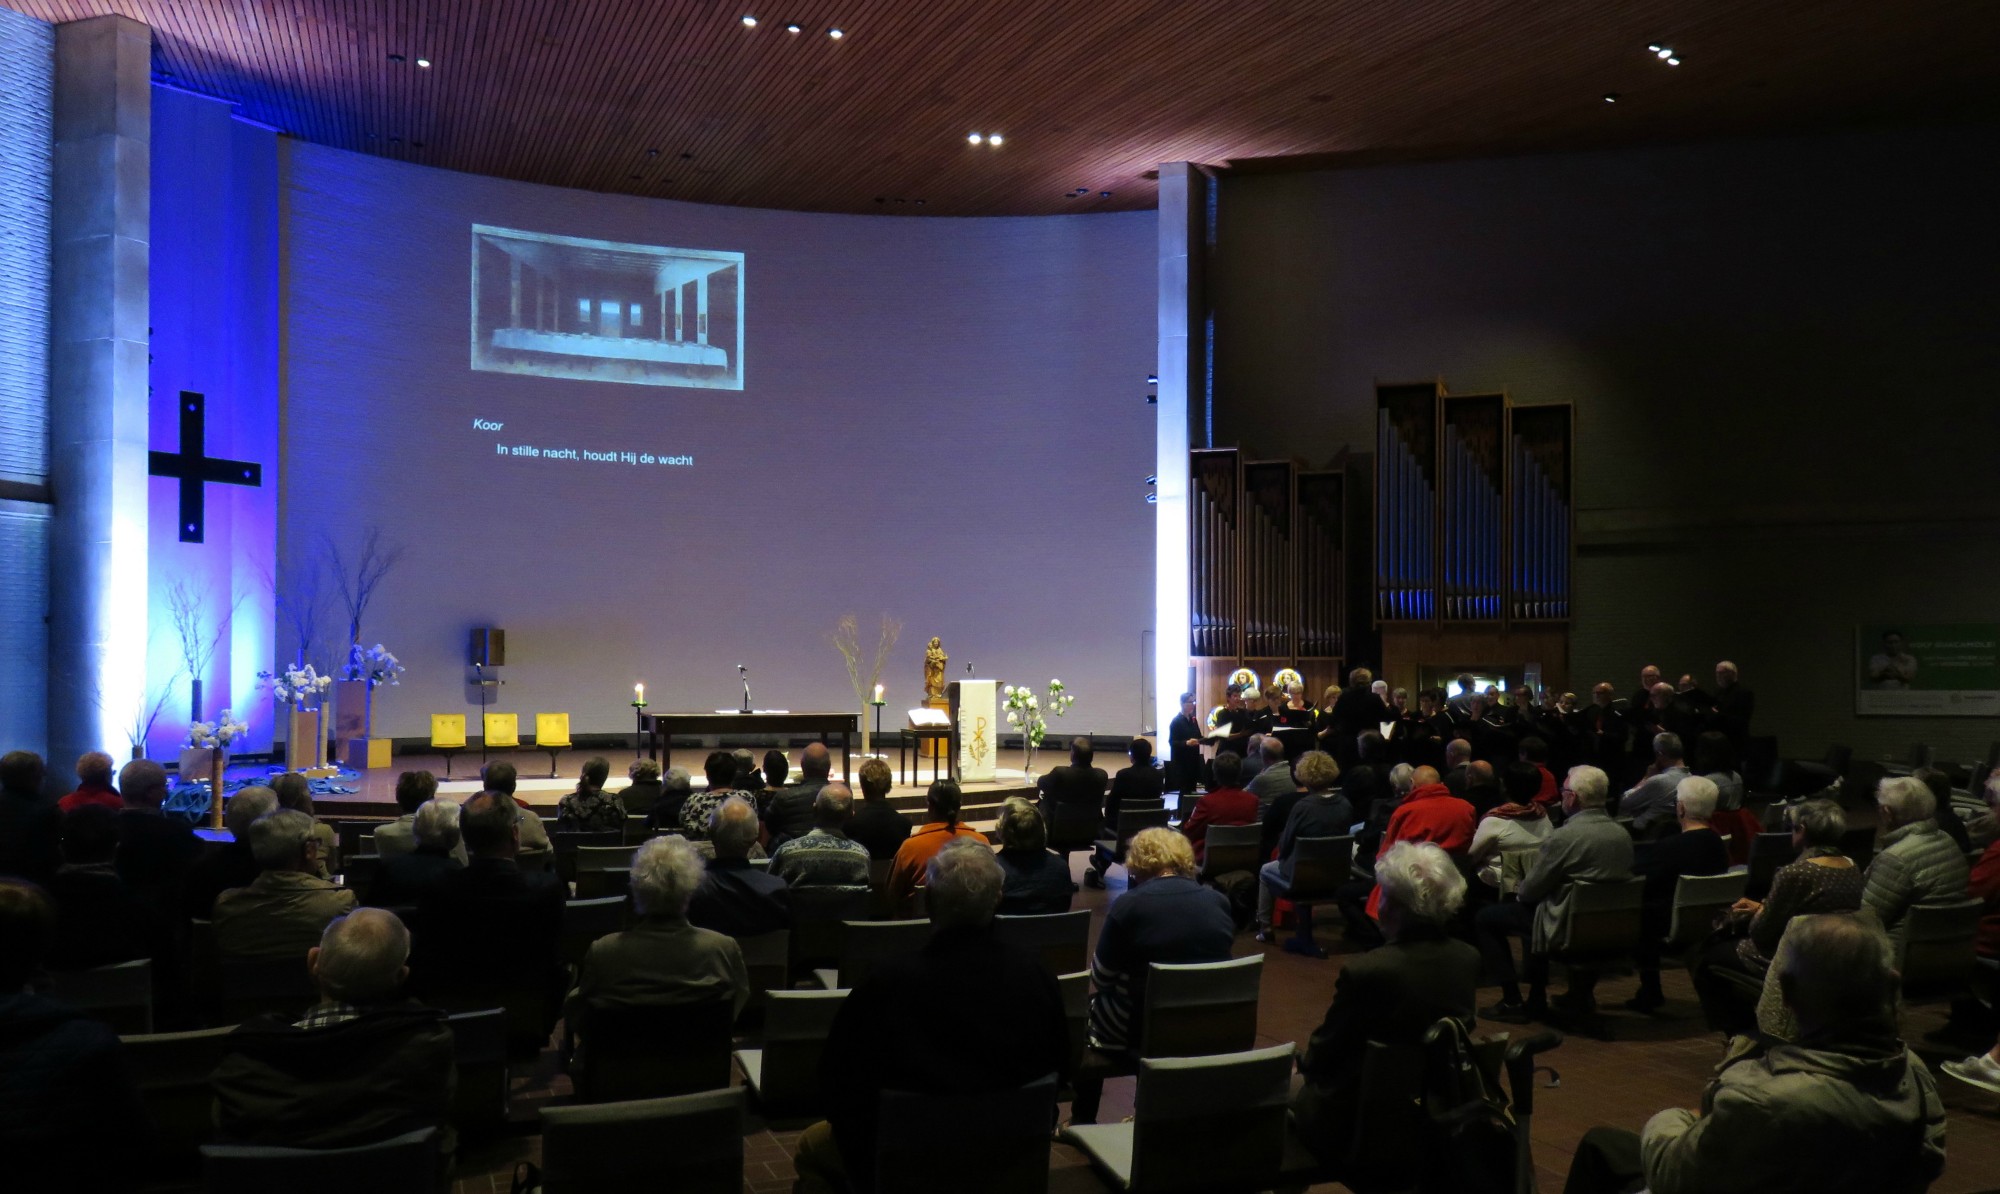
(483, 713), (520, 772)
(431, 714), (467, 779)
(536, 712), (573, 778)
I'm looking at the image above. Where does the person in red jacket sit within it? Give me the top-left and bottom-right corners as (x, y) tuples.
(1518, 737), (1560, 807)
(1363, 774), (1475, 919)
(1180, 751), (1259, 865)
(57, 752), (121, 814)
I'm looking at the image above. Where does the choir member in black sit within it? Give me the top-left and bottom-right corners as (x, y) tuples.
(1212, 685), (1255, 763)
(1166, 693), (1205, 796)
(1329, 668), (1390, 771)
(1312, 684), (1343, 755)
(1255, 685), (1289, 737)
(1628, 664), (1663, 714)
(1582, 683), (1634, 788)
(1709, 660), (1755, 750)
(1270, 683), (1316, 761)
(1446, 672), (1479, 720)
(1391, 689), (1450, 771)
(1463, 692), (1516, 765)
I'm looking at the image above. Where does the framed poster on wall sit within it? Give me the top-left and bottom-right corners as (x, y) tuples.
(1855, 623), (2000, 716)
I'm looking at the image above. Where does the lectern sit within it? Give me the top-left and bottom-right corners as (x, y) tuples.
(949, 679), (998, 783)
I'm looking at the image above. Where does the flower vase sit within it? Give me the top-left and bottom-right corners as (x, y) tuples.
(286, 707), (321, 771)
(859, 702), (872, 759)
(209, 747), (226, 830)
(1022, 735), (1038, 782)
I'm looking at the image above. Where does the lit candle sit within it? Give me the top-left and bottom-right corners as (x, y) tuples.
(634, 682), (644, 702)
(874, 683), (884, 703)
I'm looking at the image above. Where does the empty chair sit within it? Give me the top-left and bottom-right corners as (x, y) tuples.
(1139, 955), (1264, 1060)
(430, 714), (466, 778)
(539, 1088), (744, 1194)
(123, 1025), (240, 1172)
(1549, 876), (1647, 1037)
(1047, 801), (1104, 861)
(1094, 806), (1173, 871)
(877, 1075), (1058, 1194)
(815, 918), (931, 990)
(734, 989), (848, 1117)
(1197, 823), (1262, 882)
(446, 1008), (510, 1142)
(623, 814), (654, 846)
(738, 929), (791, 1008)
(535, 713), (573, 777)
(1895, 898), (1983, 1000)
(568, 997), (735, 1103)
(45, 957), (153, 1035)
(561, 896), (629, 969)
(572, 845), (637, 900)
(551, 832), (626, 884)
(201, 1126), (439, 1194)
(792, 885), (875, 973)
(993, 909), (1092, 977)
(1065, 1043), (1296, 1193)
(482, 712), (520, 761)
(1664, 871), (1750, 951)
(1273, 834), (1355, 957)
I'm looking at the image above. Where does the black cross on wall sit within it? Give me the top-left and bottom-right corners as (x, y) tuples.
(147, 390), (262, 544)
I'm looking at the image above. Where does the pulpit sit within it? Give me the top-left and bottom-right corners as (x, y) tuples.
(949, 679), (997, 783)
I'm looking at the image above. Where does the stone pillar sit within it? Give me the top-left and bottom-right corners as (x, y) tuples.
(695, 274), (709, 345)
(1154, 162), (1207, 737)
(49, 14), (150, 766)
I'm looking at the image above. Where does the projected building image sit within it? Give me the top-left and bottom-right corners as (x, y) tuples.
(471, 225), (744, 389)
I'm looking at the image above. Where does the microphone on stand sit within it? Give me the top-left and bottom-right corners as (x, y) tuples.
(738, 664), (752, 714)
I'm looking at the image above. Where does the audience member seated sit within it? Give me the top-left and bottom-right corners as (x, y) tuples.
(183, 785), (278, 919)
(213, 809), (359, 961)
(1692, 798), (1862, 1035)
(0, 878), (145, 1189)
(618, 758), (665, 817)
(370, 770), (467, 865)
(1627, 777), (1732, 1013)
(1341, 731), (1392, 826)
(0, 750), (59, 883)
(1476, 765), (1635, 1024)
(271, 772), (338, 880)
(793, 841), (1068, 1194)
(1517, 737), (1560, 807)
(1863, 776), (1971, 933)
(46, 805), (174, 975)
(1692, 731), (1744, 813)
(1620, 732), (1691, 839)
(58, 751), (121, 814)
(113, 759), (200, 906)
(1362, 762), (1476, 922)
(1353, 763), (1418, 871)
(770, 783), (871, 889)
(994, 797), (1075, 915)
(760, 749), (790, 799)
(573, 836), (749, 1023)
(678, 750), (750, 841)
(688, 796), (792, 938)
(1460, 759), (1502, 818)
(1180, 750), (1259, 865)
(1075, 828), (1233, 1122)
(1291, 842), (1480, 1171)
(1106, 735), (1165, 829)
(886, 779), (988, 916)
(413, 791), (566, 1024)
(365, 799), (466, 908)
(1441, 737), (1475, 800)
(845, 757), (911, 861)
(1038, 736), (1109, 825)
(642, 766), (694, 833)
(1914, 766), (1974, 854)
(1255, 751), (1353, 942)
(481, 761), (552, 856)
(764, 743), (833, 844)
(732, 748), (767, 803)
(210, 908), (457, 1163)
(556, 756), (625, 832)
(1468, 763), (1554, 892)
(1564, 914), (1945, 1194)
(1246, 734), (1298, 816)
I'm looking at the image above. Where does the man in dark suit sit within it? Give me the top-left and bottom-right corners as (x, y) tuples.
(1036, 737), (1108, 822)
(365, 799), (465, 908)
(1291, 840), (1480, 1170)
(1710, 660), (1755, 749)
(414, 790), (566, 1046)
(113, 759), (200, 906)
(687, 796), (791, 938)
(844, 758), (911, 861)
(1166, 692), (1205, 796)
(792, 840), (1068, 1194)
(762, 742), (832, 845)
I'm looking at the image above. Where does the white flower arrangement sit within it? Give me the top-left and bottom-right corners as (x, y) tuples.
(342, 642), (405, 688)
(185, 711), (248, 750)
(259, 663), (335, 708)
(1002, 678), (1077, 749)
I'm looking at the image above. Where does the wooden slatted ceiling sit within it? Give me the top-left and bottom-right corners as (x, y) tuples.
(5, 0), (1997, 215)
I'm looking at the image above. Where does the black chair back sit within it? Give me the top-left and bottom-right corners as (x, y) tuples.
(340, 853), (382, 898)
(446, 1008), (510, 1141)
(540, 1089), (744, 1194)
(218, 955), (317, 1024)
(993, 910), (1091, 978)
(791, 885), (874, 972)
(572, 998), (735, 1103)
(552, 831), (625, 882)
(201, 1127), (438, 1193)
(877, 1076), (1057, 1194)
(1047, 802), (1101, 854)
(1744, 832), (1799, 900)
(123, 1025), (239, 1173)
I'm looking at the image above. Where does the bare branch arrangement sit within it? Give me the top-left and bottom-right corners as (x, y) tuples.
(265, 543), (331, 668)
(324, 526), (406, 646)
(165, 577), (245, 722)
(830, 613), (901, 754)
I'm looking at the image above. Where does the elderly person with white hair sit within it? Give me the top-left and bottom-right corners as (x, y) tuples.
(183, 784), (279, 917)
(212, 809), (358, 962)
(1290, 841), (1480, 1169)
(365, 799), (466, 907)
(211, 908), (458, 1158)
(794, 840), (1068, 1194)
(1620, 731), (1692, 839)
(686, 796), (792, 938)
(1626, 776), (1732, 1013)
(573, 835), (748, 1018)
(642, 765), (694, 832)
(1565, 914), (1945, 1194)
(1862, 775), (1970, 933)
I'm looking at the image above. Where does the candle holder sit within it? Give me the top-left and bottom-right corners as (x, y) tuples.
(870, 698), (886, 747)
(632, 698), (649, 758)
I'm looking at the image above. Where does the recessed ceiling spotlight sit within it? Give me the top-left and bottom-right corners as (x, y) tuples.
(968, 132), (983, 144)
(416, 57), (431, 68)
(785, 22), (801, 33)
(741, 15), (757, 27)
(1647, 43), (1663, 52)
(828, 27), (844, 39)
(1603, 92), (1620, 103)
(988, 134), (1003, 146)
(1666, 56), (1680, 66)
(387, 53), (405, 62)
(1100, 190), (1111, 198)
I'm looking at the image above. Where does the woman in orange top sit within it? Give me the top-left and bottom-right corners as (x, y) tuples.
(886, 779), (988, 916)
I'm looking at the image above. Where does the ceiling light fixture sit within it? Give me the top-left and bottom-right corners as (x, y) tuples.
(968, 132), (983, 144)
(785, 22), (801, 33)
(1603, 92), (1619, 103)
(741, 15), (757, 27)
(387, 53), (405, 62)
(416, 57), (431, 68)
(988, 134), (1003, 146)
(1666, 56), (1680, 66)
(828, 27), (844, 39)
